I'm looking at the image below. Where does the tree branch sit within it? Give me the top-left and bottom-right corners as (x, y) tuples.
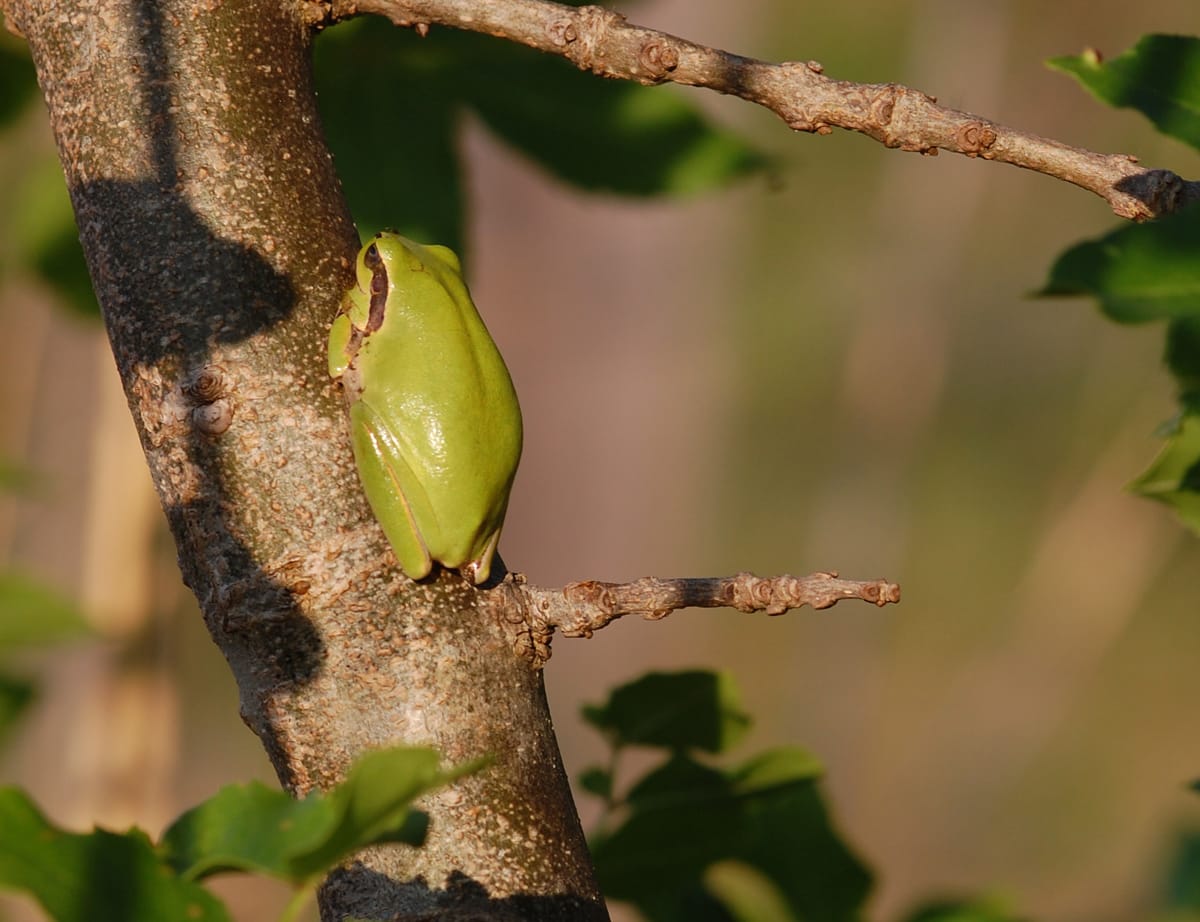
(332, 0), (1200, 220)
(8, 0), (607, 917)
(497, 571), (900, 667)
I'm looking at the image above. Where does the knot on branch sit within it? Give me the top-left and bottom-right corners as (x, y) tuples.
(551, 5), (627, 75)
(778, 60), (833, 133)
(498, 570), (900, 669)
(727, 570), (900, 613)
(181, 363), (234, 436)
(638, 40), (679, 81)
(957, 120), (997, 157)
(870, 87), (896, 127)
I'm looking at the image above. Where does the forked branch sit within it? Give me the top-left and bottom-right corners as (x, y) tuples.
(497, 571), (901, 666)
(335, 0), (1200, 220)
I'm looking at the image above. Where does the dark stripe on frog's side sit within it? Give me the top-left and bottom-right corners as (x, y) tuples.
(365, 241), (388, 333)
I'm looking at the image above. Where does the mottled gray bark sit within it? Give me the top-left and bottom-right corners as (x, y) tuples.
(3, 0), (605, 918)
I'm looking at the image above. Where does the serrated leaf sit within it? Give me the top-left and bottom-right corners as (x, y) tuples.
(1040, 207), (1200, 323)
(583, 670), (751, 753)
(0, 787), (232, 922)
(161, 746), (481, 884)
(594, 749), (870, 922)
(1048, 35), (1200, 151)
(1128, 410), (1200, 533)
(0, 574), (89, 650)
(464, 39), (767, 197)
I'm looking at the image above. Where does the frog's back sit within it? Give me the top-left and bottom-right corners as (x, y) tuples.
(359, 237), (523, 567)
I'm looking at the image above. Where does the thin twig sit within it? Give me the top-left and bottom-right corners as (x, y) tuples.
(494, 571), (900, 667)
(332, 0), (1200, 220)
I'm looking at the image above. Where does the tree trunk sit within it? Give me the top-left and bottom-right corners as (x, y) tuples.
(3, 0), (606, 918)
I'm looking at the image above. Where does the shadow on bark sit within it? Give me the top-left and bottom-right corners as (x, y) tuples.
(79, 175), (328, 780)
(321, 865), (610, 922)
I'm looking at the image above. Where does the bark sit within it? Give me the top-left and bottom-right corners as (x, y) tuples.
(3, 0), (605, 918)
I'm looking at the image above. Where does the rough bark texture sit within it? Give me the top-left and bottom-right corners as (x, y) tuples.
(4, 0), (605, 918)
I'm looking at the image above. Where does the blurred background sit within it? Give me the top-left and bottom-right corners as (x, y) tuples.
(2, 1), (1200, 920)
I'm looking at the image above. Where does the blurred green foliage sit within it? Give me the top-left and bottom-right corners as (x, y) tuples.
(0, 532), (89, 747)
(2, 8), (1200, 922)
(0, 34), (97, 319)
(1044, 35), (1200, 534)
(583, 670), (1200, 922)
(313, 17), (765, 255)
(1, 14), (763, 313)
(0, 32), (37, 128)
(583, 670), (872, 922)
(0, 747), (469, 922)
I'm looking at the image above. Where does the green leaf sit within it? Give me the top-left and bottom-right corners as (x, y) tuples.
(464, 39), (768, 197)
(726, 748), (871, 922)
(730, 745), (825, 789)
(578, 766), (613, 800)
(593, 749), (870, 922)
(594, 754), (747, 921)
(161, 746), (481, 884)
(0, 671), (35, 746)
(0, 787), (232, 922)
(624, 752), (731, 809)
(312, 19), (764, 252)
(1161, 830), (1200, 912)
(703, 861), (795, 922)
(314, 19), (466, 252)
(1128, 409), (1200, 533)
(1166, 318), (1200, 391)
(0, 574), (89, 650)
(583, 670), (751, 753)
(7, 159), (100, 319)
(1040, 207), (1200, 323)
(1048, 35), (1200, 150)
(0, 35), (38, 128)
(30, 223), (100, 320)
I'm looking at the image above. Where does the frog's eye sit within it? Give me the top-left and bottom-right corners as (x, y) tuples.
(364, 242), (381, 269)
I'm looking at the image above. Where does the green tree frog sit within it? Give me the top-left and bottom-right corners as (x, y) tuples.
(328, 232), (523, 584)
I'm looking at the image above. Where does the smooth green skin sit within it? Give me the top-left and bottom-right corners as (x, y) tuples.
(328, 232), (522, 584)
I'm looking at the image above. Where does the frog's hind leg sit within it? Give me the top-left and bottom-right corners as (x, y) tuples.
(349, 401), (437, 580)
